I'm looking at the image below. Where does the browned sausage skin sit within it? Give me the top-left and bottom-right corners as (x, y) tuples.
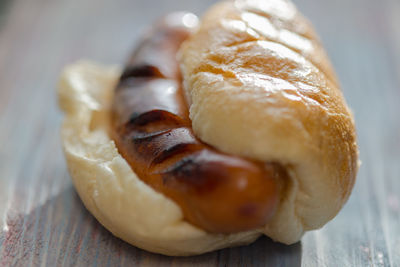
(111, 12), (282, 233)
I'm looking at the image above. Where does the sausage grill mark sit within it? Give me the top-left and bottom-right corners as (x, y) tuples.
(120, 64), (165, 81)
(128, 109), (184, 128)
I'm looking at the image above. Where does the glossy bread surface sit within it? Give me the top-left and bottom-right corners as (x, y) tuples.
(180, 0), (358, 244)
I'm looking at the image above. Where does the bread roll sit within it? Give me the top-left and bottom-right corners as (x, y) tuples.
(58, 0), (358, 256)
(179, 0), (358, 244)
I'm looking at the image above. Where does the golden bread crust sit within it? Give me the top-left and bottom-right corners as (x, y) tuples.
(179, 0), (358, 243)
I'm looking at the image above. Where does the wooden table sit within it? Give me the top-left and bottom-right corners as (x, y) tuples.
(0, 0), (399, 266)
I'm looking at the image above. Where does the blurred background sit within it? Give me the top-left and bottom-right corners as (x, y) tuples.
(0, 0), (399, 266)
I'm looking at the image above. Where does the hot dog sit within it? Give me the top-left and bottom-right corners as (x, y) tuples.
(59, 0), (358, 255)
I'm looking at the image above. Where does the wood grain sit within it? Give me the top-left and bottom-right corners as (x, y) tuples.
(0, 0), (399, 266)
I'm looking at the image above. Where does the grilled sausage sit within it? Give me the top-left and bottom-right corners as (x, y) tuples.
(111, 13), (283, 233)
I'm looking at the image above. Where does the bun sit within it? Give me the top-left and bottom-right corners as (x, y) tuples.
(179, 0), (358, 243)
(58, 0), (358, 256)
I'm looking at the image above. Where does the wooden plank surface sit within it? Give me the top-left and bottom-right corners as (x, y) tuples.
(0, 0), (399, 266)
